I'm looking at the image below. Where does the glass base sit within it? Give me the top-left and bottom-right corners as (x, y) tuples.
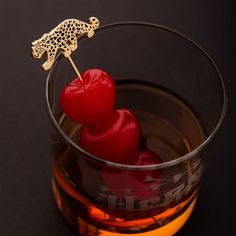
(98, 199), (196, 236)
(52, 177), (197, 236)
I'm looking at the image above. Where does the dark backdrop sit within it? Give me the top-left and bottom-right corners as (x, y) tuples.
(0, 0), (235, 235)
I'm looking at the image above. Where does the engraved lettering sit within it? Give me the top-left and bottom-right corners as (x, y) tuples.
(163, 183), (185, 207)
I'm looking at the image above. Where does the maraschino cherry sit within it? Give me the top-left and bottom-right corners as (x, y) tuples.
(60, 69), (115, 125)
(79, 109), (140, 164)
(61, 68), (141, 164)
(102, 150), (162, 200)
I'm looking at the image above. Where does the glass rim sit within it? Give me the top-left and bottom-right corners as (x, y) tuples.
(45, 21), (227, 170)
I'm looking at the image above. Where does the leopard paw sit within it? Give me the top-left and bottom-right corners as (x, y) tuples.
(63, 49), (72, 57)
(87, 30), (94, 38)
(70, 44), (77, 51)
(42, 61), (52, 70)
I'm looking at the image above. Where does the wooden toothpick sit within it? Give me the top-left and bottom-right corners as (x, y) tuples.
(31, 17), (100, 81)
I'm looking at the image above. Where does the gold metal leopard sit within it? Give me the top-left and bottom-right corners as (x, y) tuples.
(31, 17), (99, 70)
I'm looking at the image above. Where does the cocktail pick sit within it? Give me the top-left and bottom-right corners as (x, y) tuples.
(31, 17), (100, 82)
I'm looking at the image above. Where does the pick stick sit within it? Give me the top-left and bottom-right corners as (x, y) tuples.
(31, 17), (100, 81)
(67, 55), (83, 82)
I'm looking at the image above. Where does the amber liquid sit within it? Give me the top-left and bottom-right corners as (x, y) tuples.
(51, 82), (205, 235)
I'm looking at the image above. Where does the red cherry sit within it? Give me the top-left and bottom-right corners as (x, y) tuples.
(79, 109), (140, 164)
(133, 150), (162, 181)
(60, 68), (115, 125)
(102, 150), (162, 201)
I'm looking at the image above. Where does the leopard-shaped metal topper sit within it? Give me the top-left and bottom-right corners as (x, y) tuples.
(31, 17), (99, 70)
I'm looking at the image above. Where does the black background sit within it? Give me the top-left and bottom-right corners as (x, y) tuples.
(0, 0), (235, 235)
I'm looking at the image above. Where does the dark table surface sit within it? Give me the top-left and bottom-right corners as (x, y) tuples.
(0, 0), (235, 235)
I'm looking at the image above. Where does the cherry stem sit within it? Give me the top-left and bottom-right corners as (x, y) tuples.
(67, 55), (83, 83)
